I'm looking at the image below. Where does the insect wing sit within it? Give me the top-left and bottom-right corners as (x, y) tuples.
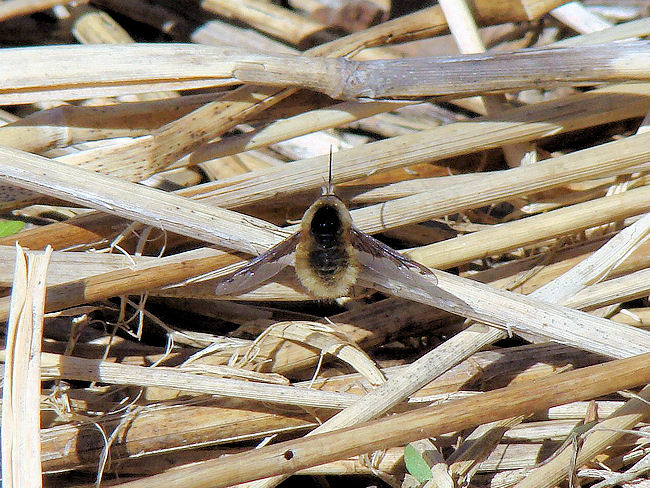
(350, 227), (437, 290)
(214, 232), (301, 296)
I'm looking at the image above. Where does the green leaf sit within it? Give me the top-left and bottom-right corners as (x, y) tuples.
(0, 220), (25, 238)
(404, 443), (432, 483)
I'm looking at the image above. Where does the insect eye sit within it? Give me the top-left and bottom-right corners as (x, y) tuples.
(311, 206), (341, 235)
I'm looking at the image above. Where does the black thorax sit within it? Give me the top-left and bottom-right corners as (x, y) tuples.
(309, 205), (348, 278)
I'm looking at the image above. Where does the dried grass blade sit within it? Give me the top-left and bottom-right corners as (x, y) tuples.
(21, 351), (357, 409)
(266, 321), (385, 386)
(1, 243), (52, 488)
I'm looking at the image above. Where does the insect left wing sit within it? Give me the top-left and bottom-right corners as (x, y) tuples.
(349, 227), (437, 290)
(214, 231), (301, 296)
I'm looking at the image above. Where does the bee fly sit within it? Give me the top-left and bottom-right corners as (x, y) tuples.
(214, 150), (436, 299)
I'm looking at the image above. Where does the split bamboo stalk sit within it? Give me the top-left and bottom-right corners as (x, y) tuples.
(1, 245), (51, 488)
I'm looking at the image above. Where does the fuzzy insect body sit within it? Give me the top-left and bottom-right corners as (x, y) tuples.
(294, 195), (359, 298)
(213, 152), (436, 299)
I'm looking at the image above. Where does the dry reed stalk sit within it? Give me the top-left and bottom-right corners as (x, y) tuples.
(191, 86), (650, 207)
(67, 422), (631, 480)
(179, 0), (639, 166)
(2, 3), (648, 486)
(2, 136), (650, 360)
(0, 211), (645, 363)
(348, 131), (650, 234)
(0, 0), (75, 22)
(157, 132), (650, 301)
(73, 8), (138, 44)
(71, 5), (179, 101)
(4, 351), (358, 409)
(0, 145), (286, 253)
(436, 207), (650, 486)
(2, 0), (457, 200)
(294, 444), (537, 477)
(447, 415), (527, 481)
(192, 19), (301, 54)
(0, 94), (217, 153)
(201, 0), (327, 46)
(183, 100), (409, 163)
(0, 82), (639, 272)
(40, 398), (319, 473)
(0, 46), (644, 210)
(405, 184), (650, 269)
(0, 0), (592, 218)
(551, 1), (613, 33)
(439, 0), (534, 167)
(0, 245), (153, 285)
(243, 204), (650, 487)
(2, 42), (649, 105)
(111, 352), (650, 488)
(534, 211), (650, 300)
(555, 16), (650, 46)
(0, 143), (644, 436)
(1, 244), (52, 488)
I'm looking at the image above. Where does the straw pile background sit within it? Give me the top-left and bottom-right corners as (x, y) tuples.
(0, 0), (650, 487)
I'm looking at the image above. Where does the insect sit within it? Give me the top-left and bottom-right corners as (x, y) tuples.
(214, 150), (437, 299)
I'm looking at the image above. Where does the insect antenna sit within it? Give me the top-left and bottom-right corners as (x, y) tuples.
(327, 145), (334, 195)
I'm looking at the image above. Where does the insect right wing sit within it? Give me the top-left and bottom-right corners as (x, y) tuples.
(349, 227), (438, 292)
(214, 231), (301, 296)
